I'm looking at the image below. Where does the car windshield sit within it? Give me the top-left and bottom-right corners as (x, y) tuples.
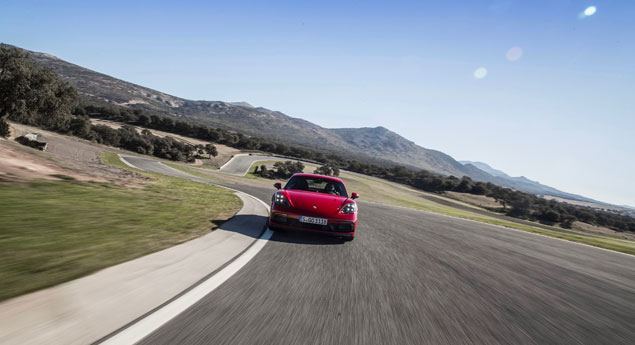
(285, 176), (348, 197)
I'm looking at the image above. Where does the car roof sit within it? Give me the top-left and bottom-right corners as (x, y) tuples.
(290, 173), (344, 183)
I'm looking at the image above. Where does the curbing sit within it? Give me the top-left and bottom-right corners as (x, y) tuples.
(0, 156), (271, 345)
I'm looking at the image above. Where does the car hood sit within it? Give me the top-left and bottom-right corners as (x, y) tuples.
(284, 190), (349, 217)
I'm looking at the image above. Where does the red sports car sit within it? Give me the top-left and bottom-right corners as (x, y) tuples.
(268, 173), (359, 241)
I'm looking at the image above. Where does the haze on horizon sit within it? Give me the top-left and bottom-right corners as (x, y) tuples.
(2, 0), (633, 206)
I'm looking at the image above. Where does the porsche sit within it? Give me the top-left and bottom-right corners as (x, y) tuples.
(267, 173), (359, 241)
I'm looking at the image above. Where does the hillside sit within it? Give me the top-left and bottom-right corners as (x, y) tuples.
(27, 50), (362, 157)
(461, 161), (599, 203)
(25, 47), (476, 176)
(330, 126), (472, 176)
(13, 44), (605, 203)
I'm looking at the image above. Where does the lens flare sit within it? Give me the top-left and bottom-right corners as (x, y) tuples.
(473, 67), (488, 79)
(506, 47), (523, 61)
(584, 6), (597, 16)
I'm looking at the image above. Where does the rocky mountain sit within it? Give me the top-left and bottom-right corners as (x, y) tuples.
(331, 127), (470, 176)
(14, 44), (599, 202)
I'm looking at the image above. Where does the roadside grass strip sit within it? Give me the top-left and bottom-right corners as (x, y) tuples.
(167, 160), (635, 255)
(0, 152), (241, 301)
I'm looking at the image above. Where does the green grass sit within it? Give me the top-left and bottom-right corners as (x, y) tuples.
(167, 159), (635, 255)
(0, 152), (241, 301)
(340, 171), (635, 255)
(245, 160), (278, 178)
(245, 160), (318, 179)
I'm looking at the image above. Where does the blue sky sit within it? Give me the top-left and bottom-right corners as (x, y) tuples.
(2, 0), (634, 206)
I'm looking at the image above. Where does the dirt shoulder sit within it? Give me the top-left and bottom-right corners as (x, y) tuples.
(3, 122), (140, 185)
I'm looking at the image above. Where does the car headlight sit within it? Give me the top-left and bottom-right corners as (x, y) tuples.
(273, 192), (290, 207)
(340, 202), (357, 214)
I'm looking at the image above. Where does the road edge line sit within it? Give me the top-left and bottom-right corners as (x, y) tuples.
(96, 156), (273, 345)
(97, 228), (273, 345)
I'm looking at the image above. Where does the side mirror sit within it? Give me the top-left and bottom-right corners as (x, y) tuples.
(274, 182), (282, 190)
(351, 192), (359, 199)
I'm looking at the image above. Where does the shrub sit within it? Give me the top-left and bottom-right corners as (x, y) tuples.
(0, 117), (10, 138)
(314, 164), (340, 176)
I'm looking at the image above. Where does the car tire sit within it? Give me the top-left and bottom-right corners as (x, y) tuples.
(267, 220), (280, 232)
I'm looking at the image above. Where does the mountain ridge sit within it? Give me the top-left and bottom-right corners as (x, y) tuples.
(460, 161), (598, 203)
(10, 43), (603, 204)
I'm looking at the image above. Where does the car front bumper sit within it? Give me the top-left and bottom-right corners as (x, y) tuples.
(268, 211), (357, 237)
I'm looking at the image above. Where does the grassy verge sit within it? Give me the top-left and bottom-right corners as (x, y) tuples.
(0, 152), (241, 301)
(340, 171), (635, 255)
(169, 160), (635, 255)
(245, 160), (278, 179)
(245, 160), (318, 179)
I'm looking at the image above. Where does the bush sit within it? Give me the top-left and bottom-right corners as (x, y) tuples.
(255, 161), (304, 179)
(0, 117), (10, 138)
(68, 116), (92, 138)
(204, 144), (217, 157)
(314, 164), (340, 176)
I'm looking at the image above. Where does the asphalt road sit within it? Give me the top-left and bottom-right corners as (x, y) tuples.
(219, 154), (276, 175)
(125, 157), (635, 345)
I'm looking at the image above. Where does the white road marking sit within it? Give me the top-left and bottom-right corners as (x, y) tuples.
(117, 154), (141, 169)
(101, 229), (273, 345)
(218, 153), (248, 171)
(101, 156), (273, 344)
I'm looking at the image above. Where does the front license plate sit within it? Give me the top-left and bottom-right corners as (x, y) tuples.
(299, 216), (328, 226)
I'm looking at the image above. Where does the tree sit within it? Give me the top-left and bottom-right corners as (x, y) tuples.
(204, 144), (218, 157)
(255, 164), (272, 178)
(68, 115), (91, 138)
(194, 144), (205, 157)
(314, 165), (332, 176)
(560, 214), (576, 229)
(454, 177), (474, 193)
(0, 116), (9, 137)
(272, 161), (304, 178)
(471, 182), (488, 195)
(0, 45), (78, 130)
(92, 125), (121, 146)
(545, 209), (561, 223)
(137, 114), (151, 127)
(507, 196), (532, 218)
(314, 164), (340, 176)
(332, 166), (340, 176)
(0, 46), (33, 121)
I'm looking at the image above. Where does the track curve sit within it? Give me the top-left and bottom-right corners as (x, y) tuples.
(128, 157), (635, 345)
(219, 154), (276, 175)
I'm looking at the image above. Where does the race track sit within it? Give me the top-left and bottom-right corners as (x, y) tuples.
(219, 154), (277, 175)
(123, 156), (635, 345)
